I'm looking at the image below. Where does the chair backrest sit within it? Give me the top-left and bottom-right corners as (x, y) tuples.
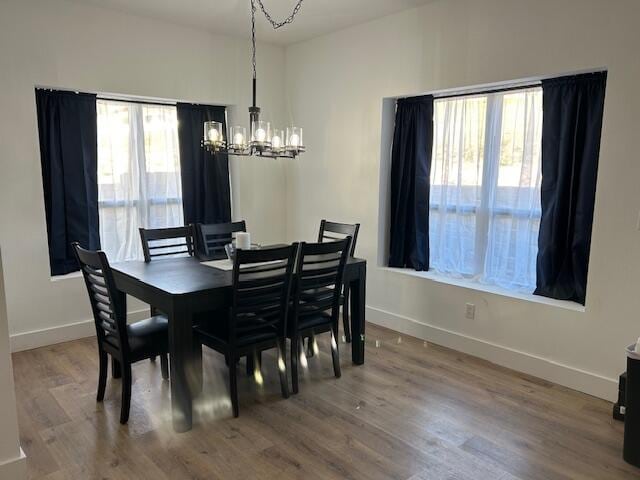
(318, 220), (360, 257)
(139, 226), (194, 262)
(72, 242), (129, 355)
(197, 221), (247, 260)
(292, 239), (350, 330)
(230, 244), (297, 346)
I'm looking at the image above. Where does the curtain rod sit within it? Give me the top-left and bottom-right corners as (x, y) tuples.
(434, 82), (541, 100)
(97, 96), (177, 107)
(35, 86), (227, 108)
(394, 68), (607, 102)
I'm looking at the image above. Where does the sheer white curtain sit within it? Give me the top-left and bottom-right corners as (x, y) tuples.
(429, 88), (542, 292)
(97, 100), (183, 262)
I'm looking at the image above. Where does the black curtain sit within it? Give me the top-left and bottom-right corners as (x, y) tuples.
(534, 72), (607, 305)
(36, 89), (99, 276)
(388, 95), (434, 270)
(176, 103), (231, 226)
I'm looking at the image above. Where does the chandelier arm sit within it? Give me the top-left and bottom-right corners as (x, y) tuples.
(255, 0), (304, 30)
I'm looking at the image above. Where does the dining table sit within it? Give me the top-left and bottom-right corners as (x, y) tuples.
(110, 254), (367, 432)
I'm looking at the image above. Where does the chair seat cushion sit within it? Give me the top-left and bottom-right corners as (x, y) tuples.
(288, 311), (333, 336)
(299, 287), (344, 304)
(105, 315), (168, 361)
(195, 317), (278, 348)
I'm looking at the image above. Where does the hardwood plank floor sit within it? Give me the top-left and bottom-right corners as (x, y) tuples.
(12, 323), (638, 480)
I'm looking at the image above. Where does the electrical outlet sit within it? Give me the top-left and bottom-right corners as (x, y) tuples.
(465, 303), (475, 320)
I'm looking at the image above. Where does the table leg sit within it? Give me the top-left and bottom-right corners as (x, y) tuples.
(349, 262), (366, 365)
(168, 301), (201, 432)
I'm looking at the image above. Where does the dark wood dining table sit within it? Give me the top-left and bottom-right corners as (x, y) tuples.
(110, 255), (367, 432)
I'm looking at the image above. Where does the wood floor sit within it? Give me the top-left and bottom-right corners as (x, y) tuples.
(13, 323), (638, 480)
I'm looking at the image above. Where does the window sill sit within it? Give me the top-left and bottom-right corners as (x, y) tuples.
(50, 271), (82, 282)
(380, 267), (585, 313)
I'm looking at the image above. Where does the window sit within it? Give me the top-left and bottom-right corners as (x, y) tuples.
(97, 100), (183, 262)
(429, 87), (543, 292)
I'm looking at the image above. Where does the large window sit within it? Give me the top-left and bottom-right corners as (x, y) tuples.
(97, 100), (183, 262)
(429, 87), (543, 292)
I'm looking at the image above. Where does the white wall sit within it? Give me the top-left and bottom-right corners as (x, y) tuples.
(0, 249), (25, 478)
(284, 0), (640, 400)
(0, 0), (288, 349)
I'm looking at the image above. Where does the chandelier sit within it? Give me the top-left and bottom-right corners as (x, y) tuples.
(203, 0), (305, 159)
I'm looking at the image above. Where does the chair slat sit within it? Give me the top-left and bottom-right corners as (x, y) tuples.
(148, 242), (190, 250)
(72, 242), (127, 352)
(139, 226), (194, 262)
(318, 220), (360, 257)
(196, 221), (246, 260)
(291, 239), (350, 325)
(230, 245), (296, 339)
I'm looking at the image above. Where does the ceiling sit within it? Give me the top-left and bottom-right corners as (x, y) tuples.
(74, 0), (435, 45)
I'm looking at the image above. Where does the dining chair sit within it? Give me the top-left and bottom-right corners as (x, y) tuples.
(139, 225), (195, 263)
(139, 225), (195, 362)
(72, 242), (170, 424)
(195, 221), (247, 260)
(193, 244), (297, 417)
(290, 238), (350, 394)
(318, 220), (360, 343)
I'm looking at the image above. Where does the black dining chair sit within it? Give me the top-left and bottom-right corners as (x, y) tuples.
(193, 244), (297, 417)
(72, 242), (170, 424)
(318, 220), (360, 343)
(139, 225), (195, 263)
(195, 221), (247, 260)
(139, 225), (195, 362)
(290, 238), (350, 394)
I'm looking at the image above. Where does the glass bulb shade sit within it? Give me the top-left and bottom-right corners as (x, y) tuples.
(286, 127), (303, 150)
(204, 121), (224, 145)
(251, 120), (271, 145)
(271, 129), (284, 150)
(229, 126), (247, 148)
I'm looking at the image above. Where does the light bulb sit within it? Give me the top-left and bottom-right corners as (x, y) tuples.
(255, 128), (266, 142)
(233, 132), (245, 146)
(208, 128), (219, 143)
(272, 135), (282, 149)
(289, 133), (300, 147)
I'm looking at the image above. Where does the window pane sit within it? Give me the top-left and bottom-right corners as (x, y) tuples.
(429, 87), (543, 292)
(97, 100), (183, 262)
(429, 95), (486, 277)
(484, 89), (542, 290)
(97, 102), (131, 198)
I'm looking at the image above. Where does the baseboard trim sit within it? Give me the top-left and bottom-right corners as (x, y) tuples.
(0, 448), (27, 480)
(10, 309), (150, 353)
(10, 305), (617, 400)
(367, 305), (617, 402)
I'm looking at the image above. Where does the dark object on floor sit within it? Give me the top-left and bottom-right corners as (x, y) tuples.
(624, 349), (640, 467)
(614, 372), (626, 421)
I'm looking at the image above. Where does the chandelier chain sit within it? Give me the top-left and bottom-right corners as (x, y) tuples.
(255, 0), (304, 30)
(251, 0), (257, 80)
(250, 0), (303, 80)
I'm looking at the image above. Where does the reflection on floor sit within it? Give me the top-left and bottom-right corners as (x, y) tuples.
(12, 323), (637, 479)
